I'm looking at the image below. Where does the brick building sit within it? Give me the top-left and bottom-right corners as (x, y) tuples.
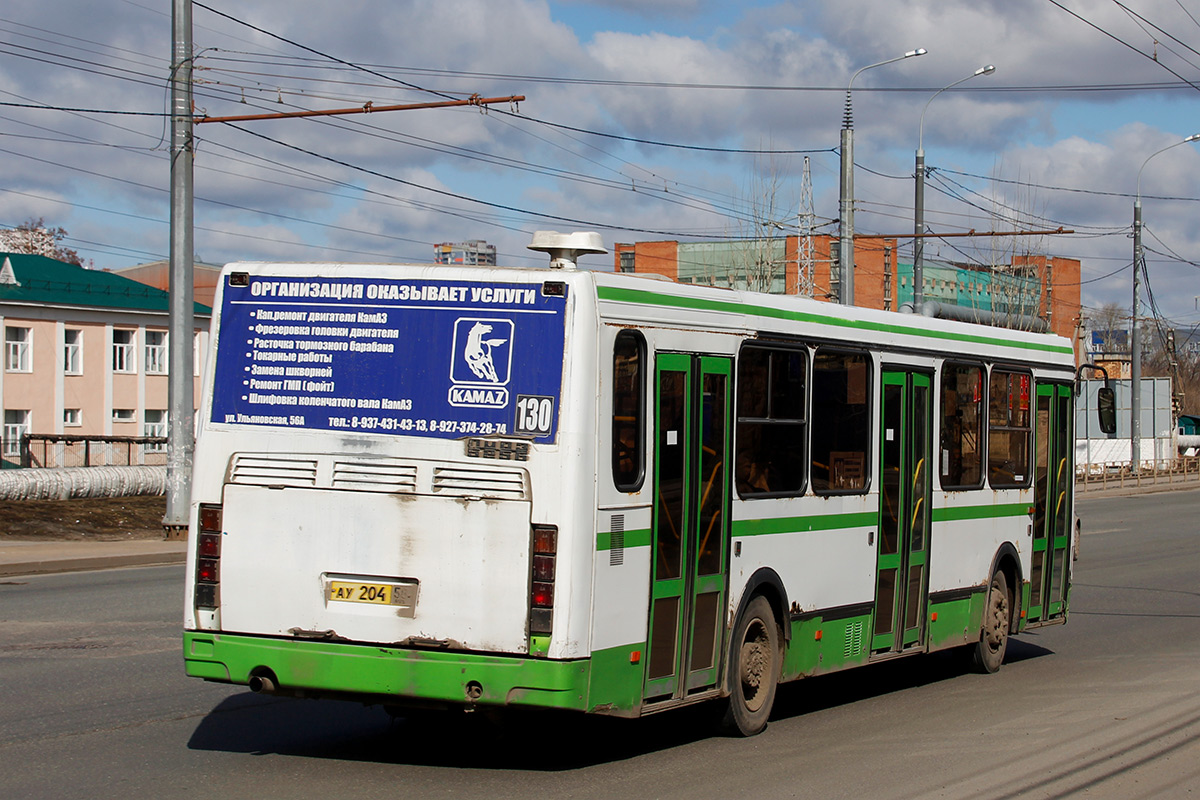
(614, 235), (1082, 345)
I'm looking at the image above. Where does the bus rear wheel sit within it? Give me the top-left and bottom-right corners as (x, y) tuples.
(970, 569), (1010, 674)
(721, 595), (779, 736)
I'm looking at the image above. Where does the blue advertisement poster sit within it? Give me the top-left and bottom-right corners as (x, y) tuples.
(210, 275), (569, 443)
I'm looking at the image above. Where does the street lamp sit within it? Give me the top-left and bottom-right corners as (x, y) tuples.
(914, 64), (995, 310)
(838, 47), (926, 305)
(1131, 132), (1200, 472)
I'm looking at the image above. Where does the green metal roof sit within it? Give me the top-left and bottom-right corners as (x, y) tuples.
(0, 252), (211, 315)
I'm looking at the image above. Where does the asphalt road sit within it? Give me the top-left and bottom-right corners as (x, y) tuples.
(1, 489), (1198, 799)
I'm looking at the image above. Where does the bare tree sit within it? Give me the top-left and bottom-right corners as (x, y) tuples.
(0, 218), (89, 266)
(690, 153), (793, 293)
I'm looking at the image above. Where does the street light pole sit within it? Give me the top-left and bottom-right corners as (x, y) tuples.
(164, 0), (194, 538)
(839, 48), (926, 306)
(914, 64), (994, 310)
(1132, 133), (1200, 473)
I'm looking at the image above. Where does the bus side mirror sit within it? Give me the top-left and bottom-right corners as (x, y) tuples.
(1097, 386), (1117, 435)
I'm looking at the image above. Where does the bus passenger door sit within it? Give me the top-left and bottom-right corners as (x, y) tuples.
(873, 369), (933, 653)
(644, 354), (732, 701)
(1030, 383), (1073, 623)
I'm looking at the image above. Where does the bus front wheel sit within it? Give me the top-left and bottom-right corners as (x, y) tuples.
(721, 595), (780, 736)
(970, 569), (1010, 674)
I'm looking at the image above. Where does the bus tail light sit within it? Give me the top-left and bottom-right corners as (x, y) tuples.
(195, 503), (223, 610)
(529, 525), (557, 636)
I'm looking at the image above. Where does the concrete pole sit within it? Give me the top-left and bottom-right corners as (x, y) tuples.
(839, 126), (855, 305)
(837, 48), (926, 307)
(913, 149), (925, 309)
(1129, 133), (1200, 474)
(914, 65), (994, 311)
(164, 0), (195, 537)
(1132, 199), (1142, 474)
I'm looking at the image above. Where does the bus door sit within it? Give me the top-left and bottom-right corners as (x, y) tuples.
(644, 353), (732, 701)
(872, 369), (933, 653)
(1029, 383), (1073, 622)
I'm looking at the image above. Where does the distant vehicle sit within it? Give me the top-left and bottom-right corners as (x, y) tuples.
(183, 235), (1106, 735)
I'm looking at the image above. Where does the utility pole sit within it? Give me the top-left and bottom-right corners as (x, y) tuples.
(163, 1), (524, 536)
(1131, 133), (1200, 473)
(164, 0), (194, 539)
(838, 48), (925, 306)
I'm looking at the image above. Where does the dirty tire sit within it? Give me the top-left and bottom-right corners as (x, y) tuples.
(721, 595), (780, 736)
(971, 570), (1010, 674)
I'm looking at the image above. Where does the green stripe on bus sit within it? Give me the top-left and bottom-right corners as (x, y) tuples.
(932, 502), (1031, 522)
(596, 528), (652, 551)
(733, 511), (878, 537)
(597, 286), (1074, 356)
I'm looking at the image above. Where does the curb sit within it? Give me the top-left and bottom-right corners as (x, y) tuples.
(0, 550), (186, 578)
(1077, 480), (1200, 500)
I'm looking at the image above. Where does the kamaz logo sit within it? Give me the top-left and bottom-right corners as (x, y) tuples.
(448, 386), (510, 408)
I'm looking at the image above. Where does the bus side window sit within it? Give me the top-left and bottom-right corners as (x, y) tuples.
(735, 345), (807, 497)
(940, 363), (984, 489)
(612, 330), (646, 492)
(988, 369), (1032, 488)
(811, 349), (871, 494)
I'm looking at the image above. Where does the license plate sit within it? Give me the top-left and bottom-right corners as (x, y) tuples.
(328, 581), (398, 605)
(326, 579), (419, 616)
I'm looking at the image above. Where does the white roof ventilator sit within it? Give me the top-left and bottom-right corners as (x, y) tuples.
(527, 230), (607, 269)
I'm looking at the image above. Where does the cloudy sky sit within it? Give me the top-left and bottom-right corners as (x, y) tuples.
(1, 0), (1199, 327)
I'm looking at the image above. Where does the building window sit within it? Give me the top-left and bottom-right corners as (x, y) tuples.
(64, 408), (82, 427)
(112, 408), (136, 423)
(64, 329), (82, 374)
(112, 329), (135, 373)
(145, 330), (167, 374)
(811, 349), (871, 494)
(143, 410), (167, 453)
(619, 251), (635, 273)
(3, 410), (29, 457)
(736, 345), (807, 497)
(612, 330), (645, 492)
(5, 326), (31, 372)
(988, 370), (1032, 488)
(940, 363), (984, 488)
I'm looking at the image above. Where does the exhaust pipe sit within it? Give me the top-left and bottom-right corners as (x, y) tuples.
(248, 674), (277, 694)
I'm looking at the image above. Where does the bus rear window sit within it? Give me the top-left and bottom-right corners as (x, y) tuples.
(811, 350), (870, 494)
(612, 330), (645, 492)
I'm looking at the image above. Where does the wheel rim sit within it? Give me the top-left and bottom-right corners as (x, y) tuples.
(740, 618), (771, 712)
(984, 582), (1009, 652)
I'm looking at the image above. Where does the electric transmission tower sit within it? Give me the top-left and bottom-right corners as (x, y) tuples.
(797, 156), (815, 298)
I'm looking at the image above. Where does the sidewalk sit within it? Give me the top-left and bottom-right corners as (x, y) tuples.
(0, 539), (187, 578)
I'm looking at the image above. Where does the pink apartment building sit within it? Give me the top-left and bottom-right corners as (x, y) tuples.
(1, 252), (211, 467)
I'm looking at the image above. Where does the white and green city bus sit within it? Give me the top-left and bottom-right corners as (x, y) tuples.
(183, 233), (1112, 735)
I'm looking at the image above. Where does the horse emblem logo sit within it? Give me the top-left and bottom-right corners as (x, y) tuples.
(450, 318), (513, 408)
(463, 321), (507, 383)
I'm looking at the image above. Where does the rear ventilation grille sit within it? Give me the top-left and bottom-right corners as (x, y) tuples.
(227, 453), (528, 501)
(331, 460), (417, 493)
(230, 455), (318, 487)
(432, 466), (527, 499)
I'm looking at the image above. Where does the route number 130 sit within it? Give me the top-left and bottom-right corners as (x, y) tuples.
(515, 395), (555, 436)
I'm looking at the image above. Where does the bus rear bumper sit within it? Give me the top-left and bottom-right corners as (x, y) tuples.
(183, 630), (591, 712)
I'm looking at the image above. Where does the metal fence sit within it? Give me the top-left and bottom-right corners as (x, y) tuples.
(1, 434), (169, 469)
(1077, 456), (1200, 492)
